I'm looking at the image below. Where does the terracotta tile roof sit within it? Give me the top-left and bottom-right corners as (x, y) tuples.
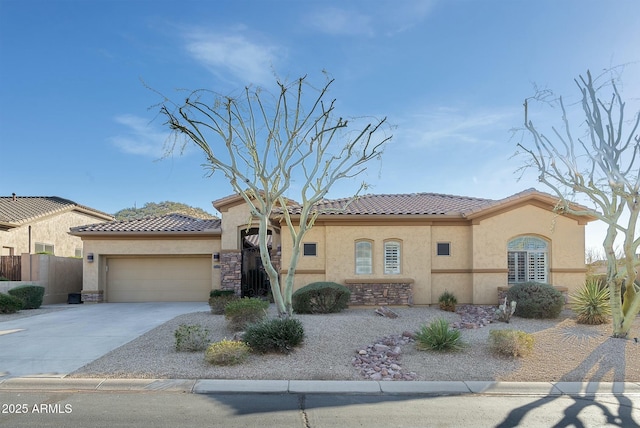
(0, 195), (113, 226)
(286, 192), (495, 216)
(70, 213), (221, 234)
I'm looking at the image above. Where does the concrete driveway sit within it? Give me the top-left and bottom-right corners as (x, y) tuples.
(0, 302), (208, 379)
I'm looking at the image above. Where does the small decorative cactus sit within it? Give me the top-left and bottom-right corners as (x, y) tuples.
(495, 297), (517, 323)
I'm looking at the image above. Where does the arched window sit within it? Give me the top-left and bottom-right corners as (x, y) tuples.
(384, 240), (401, 274)
(355, 240), (373, 274)
(507, 236), (548, 283)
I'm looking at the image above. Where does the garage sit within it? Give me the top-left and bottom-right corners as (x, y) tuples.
(106, 256), (212, 302)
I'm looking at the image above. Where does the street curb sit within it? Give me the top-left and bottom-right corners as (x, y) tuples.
(2, 378), (640, 396)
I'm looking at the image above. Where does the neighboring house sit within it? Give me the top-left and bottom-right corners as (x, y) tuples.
(0, 194), (114, 258)
(70, 188), (596, 305)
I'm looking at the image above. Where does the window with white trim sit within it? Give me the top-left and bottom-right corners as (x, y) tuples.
(355, 240), (372, 274)
(384, 241), (401, 274)
(507, 236), (548, 283)
(35, 242), (54, 254)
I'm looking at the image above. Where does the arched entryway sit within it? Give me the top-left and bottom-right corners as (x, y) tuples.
(240, 228), (272, 298)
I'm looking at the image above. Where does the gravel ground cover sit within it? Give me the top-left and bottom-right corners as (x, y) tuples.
(64, 305), (640, 382)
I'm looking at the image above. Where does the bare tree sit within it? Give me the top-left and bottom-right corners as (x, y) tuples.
(518, 69), (640, 338)
(160, 75), (391, 317)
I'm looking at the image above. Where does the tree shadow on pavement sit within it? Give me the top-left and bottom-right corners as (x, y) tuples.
(496, 336), (638, 427)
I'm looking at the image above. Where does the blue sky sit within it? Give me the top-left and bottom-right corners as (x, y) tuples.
(1, 0), (638, 251)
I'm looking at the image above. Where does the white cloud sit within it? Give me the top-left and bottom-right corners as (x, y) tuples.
(184, 29), (281, 85)
(306, 7), (374, 37)
(399, 106), (519, 148)
(108, 115), (169, 158)
(305, 0), (435, 37)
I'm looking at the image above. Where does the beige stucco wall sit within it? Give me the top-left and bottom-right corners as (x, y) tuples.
(218, 202), (281, 251)
(80, 237), (221, 296)
(0, 254), (82, 304)
(0, 211), (108, 257)
(472, 204), (587, 302)
(281, 222), (436, 304)
(280, 203), (588, 305)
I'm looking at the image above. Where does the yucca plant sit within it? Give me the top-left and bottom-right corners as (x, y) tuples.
(438, 291), (457, 312)
(571, 278), (611, 325)
(415, 318), (464, 351)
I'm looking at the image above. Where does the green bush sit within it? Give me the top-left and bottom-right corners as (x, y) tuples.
(489, 329), (534, 357)
(506, 282), (564, 319)
(292, 282), (351, 314)
(7, 285), (45, 309)
(438, 290), (457, 312)
(0, 293), (23, 314)
(174, 324), (211, 352)
(571, 278), (611, 325)
(205, 339), (250, 365)
(224, 298), (269, 331)
(243, 317), (305, 354)
(209, 290), (239, 315)
(415, 318), (464, 351)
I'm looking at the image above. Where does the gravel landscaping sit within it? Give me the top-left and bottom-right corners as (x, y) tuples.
(66, 304), (640, 382)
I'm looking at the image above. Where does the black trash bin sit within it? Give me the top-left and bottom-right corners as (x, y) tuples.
(67, 293), (83, 304)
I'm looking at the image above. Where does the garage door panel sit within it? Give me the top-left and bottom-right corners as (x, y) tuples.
(107, 257), (212, 302)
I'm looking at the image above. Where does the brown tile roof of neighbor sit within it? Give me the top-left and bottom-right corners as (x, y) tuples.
(69, 213), (222, 235)
(0, 195), (113, 228)
(286, 192), (496, 216)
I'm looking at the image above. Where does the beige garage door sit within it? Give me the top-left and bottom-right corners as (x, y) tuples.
(107, 256), (212, 302)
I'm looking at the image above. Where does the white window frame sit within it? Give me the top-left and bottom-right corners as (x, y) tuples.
(34, 242), (54, 254)
(355, 240), (373, 275)
(384, 240), (401, 274)
(507, 236), (548, 283)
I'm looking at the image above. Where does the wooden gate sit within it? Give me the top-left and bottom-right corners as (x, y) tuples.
(0, 256), (21, 280)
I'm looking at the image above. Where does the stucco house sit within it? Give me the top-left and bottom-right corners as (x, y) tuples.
(70, 188), (595, 305)
(0, 194), (113, 258)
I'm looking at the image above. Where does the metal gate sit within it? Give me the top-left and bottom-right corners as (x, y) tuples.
(241, 246), (271, 298)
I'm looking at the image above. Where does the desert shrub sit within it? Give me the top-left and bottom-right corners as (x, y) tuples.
(292, 282), (351, 314)
(506, 282), (564, 319)
(243, 317), (305, 354)
(571, 278), (611, 325)
(438, 290), (457, 312)
(8, 285), (45, 309)
(204, 339), (250, 365)
(174, 324), (210, 352)
(415, 318), (464, 351)
(0, 293), (23, 314)
(489, 329), (534, 357)
(224, 298), (269, 331)
(0, 276), (9, 281)
(209, 290), (239, 315)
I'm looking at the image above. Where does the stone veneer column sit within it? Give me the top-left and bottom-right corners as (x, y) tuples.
(221, 251), (242, 296)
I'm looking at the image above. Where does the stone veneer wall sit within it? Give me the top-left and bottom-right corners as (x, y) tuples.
(81, 290), (104, 303)
(221, 251), (242, 296)
(346, 282), (413, 306)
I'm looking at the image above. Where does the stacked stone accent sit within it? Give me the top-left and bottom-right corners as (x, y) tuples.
(221, 251), (242, 296)
(81, 290), (104, 303)
(347, 282), (413, 306)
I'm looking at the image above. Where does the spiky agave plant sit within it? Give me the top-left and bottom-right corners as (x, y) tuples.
(570, 278), (611, 325)
(415, 318), (464, 351)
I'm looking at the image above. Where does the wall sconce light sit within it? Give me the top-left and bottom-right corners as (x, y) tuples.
(213, 253), (220, 261)
(87, 253), (94, 263)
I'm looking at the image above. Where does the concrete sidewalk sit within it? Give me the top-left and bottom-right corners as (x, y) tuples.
(1, 378), (640, 396)
(0, 302), (208, 378)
